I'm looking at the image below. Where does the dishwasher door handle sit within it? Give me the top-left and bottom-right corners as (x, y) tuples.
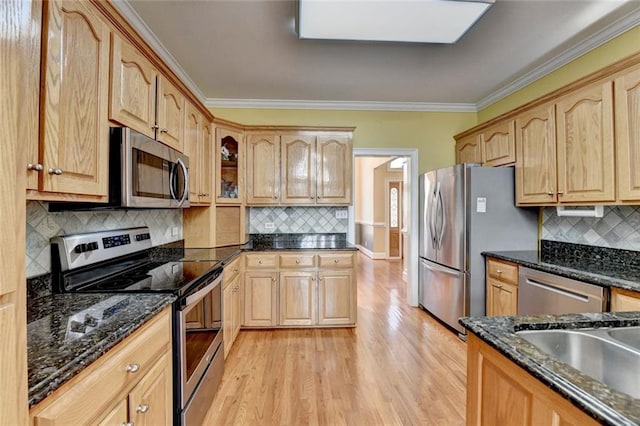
(524, 278), (591, 303)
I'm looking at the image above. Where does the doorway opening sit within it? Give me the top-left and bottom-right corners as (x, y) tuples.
(348, 148), (419, 306)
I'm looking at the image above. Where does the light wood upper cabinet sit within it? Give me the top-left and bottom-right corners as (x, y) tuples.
(39, 0), (110, 197)
(515, 103), (557, 204)
(279, 271), (316, 326)
(455, 134), (482, 164)
(556, 80), (615, 203)
(316, 135), (352, 204)
(246, 133), (281, 204)
(615, 64), (640, 201)
(183, 103), (211, 205)
(481, 120), (516, 166)
(109, 33), (158, 139)
(215, 125), (244, 204)
(281, 135), (317, 204)
(156, 76), (185, 152)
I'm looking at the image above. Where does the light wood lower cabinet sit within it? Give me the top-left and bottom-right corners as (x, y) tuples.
(467, 333), (599, 426)
(29, 307), (172, 426)
(223, 257), (243, 358)
(243, 251), (357, 328)
(610, 287), (640, 312)
(485, 258), (519, 316)
(244, 271), (278, 327)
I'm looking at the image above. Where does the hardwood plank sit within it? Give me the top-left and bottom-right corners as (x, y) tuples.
(206, 254), (466, 425)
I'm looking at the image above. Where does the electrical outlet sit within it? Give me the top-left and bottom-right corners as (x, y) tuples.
(335, 210), (348, 219)
(264, 222), (275, 229)
(171, 226), (179, 236)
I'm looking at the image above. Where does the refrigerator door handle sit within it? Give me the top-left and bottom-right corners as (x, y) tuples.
(422, 259), (460, 276)
(430, 186), (438, 249)
(437, 187), (446, 249)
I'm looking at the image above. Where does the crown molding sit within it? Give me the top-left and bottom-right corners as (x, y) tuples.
(205, 98), (478, 112)
(477, 8), (640, 110)
(110, 0), (207, 102)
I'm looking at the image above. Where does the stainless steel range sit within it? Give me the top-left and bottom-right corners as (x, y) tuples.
(51, 227), (224, 425)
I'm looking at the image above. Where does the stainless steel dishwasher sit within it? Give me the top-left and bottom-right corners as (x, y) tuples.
(518, 267), (606, 315)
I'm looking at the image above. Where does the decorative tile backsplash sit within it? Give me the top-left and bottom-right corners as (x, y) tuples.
(542, 206), (640, 251)
(26, 201), (183, 277)
(248, 207), (348, 234)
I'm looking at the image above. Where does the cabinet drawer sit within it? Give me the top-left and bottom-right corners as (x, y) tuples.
(31, 308), (171, 424)
(279, 254), (316, 269)
(223, 256), (241, 285)
(318, 253), (354, 268)
(487, 258), (518, 285)
(245, 253), (278, 269)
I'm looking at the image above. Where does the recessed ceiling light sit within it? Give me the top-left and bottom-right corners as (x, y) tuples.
(298, 0), (495, 44)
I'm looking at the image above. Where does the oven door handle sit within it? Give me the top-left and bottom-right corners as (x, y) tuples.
(183, 275), (221, 307)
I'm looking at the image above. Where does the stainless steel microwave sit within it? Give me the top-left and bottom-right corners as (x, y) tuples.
(49, 127), (189, 211)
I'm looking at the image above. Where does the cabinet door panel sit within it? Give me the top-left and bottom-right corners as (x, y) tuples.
(223, 283), (234, 358)
(184, 105), (201, 203)
(41, 0), (109, 196)
(487, 278), (517, 316)
(318, 270), (355, 325)
(244, 272), (277, 326)
(279, 272), (316, 326)
(97, 400), (128, 426)
(482, 120), (516, 166)
(233, 278), (243, 339)
(455, 134), (482, 164)
(316, 135), (352, 204)
(556, 81), (615, 203)
(156, 77), (185, 152)
(478, 357), (533, 425)
(128, 354), (172, 426)
(515, 103), (557, 204)
(200, 121), (213, 204)
(615, 65), (640, 201)
(109, 33), (157, 138)
(215, 127), (243, 204)
(281, 135), (316, 204)
(246, 134), (280, 204)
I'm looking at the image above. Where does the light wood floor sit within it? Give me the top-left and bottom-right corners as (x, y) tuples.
(205, 254), (467, 425)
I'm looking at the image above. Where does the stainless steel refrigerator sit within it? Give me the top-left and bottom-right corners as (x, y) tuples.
(419, 164), (538, 334)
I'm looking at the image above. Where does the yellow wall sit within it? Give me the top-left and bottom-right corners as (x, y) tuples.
(210, 108), (477, 174)
(478, 25), (640, 122)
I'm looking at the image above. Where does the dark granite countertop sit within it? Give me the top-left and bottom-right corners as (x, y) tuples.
(245, 233), (358, 251)
(27, 293), (175, 407)
(483, 240), (640, 293)
(461, 312), (640, 426)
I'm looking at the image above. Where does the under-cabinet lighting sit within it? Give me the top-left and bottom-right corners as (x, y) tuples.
(298, 0), (495, 44)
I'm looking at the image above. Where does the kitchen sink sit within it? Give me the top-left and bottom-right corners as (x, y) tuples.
(517, 327), (640, 398)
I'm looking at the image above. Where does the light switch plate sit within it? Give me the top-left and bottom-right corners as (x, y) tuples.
(264, 222), (275, 229)
(335, 210), (348, 219)
(171, 226), (180, 236)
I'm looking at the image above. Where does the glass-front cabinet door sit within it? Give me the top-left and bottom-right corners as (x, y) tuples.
(215, 126), (243, 204)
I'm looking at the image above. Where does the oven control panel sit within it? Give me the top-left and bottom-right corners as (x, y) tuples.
(52, 227), (153, 272)
(103, 234), (131, 249)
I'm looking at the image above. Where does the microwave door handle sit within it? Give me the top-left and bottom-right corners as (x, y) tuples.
(176, 158), (189, 207)
(169, 161), (177, 202)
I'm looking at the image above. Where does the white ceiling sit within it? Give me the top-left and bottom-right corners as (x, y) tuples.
(123, 0), (640, 110)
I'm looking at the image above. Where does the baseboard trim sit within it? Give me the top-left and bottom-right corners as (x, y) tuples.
(357, 245), (386, 259)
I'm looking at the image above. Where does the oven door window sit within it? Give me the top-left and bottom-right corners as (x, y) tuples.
(131, 149), (170, 199)
(183, 287), (222, 384)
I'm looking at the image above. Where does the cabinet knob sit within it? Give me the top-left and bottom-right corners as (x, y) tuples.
(160, 128), (168, 133)
(334, 259), (339, 263)
(547, 192), (554, 196)
(296, 259), (300, 264)
(258, 260), (263, 264)
(48, 168), (63, 175)
(27, 163), (43, 172)
(136, 404), (150, 414)
(151, 124), (159, 130)
(125, 363), (140, 373)
(272, 278), (276, 282)
(557, 191), (564, 195)
(496, 284), (503, 289)
(233, 268), (239, 273)
(496, 269), (502, 274)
